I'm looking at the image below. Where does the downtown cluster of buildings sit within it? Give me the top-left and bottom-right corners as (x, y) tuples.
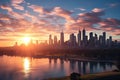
(49, 29), (119, 48)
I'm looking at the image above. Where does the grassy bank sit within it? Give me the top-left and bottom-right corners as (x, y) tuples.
(46, 71), (120, 80)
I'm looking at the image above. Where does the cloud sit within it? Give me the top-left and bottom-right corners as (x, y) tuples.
(75, 8), (86, 11)
(0, 4), (12, 12)
(79, 8), (86, 11)
(0, 38), (15, 41)
(92, 8), (104, 13)
(11, 0), (25, 11)
(109, 3), (120, 7)
(11, 0), (24, 4)
(98, 18), (120, 30)
(66, 8), (105, 31)
(28, 5), (50, 14)
(65, 7), (120, 36)
(12, 4), (24, 10)
(0, 4), (120, 41)
(8, 11), (24, 19)
(52, 7), (74, 21)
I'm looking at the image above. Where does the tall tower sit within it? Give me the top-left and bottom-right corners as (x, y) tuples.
(70, 33), (76, 47)
(82, 28), (86, 41)
(77, 30), (81, 46)
(102, 32), (106, 46)
(82, 28), (86, 47)
(109, 36), (112, 47)
(89, 32), (93, 47)
(54, 36), (57, 45)
(89, 32), (93, 41)
(99, 35), (103, 46)
(49, 34), (53, 45)
(60, 31), (64, 46)
(95, 33), (98, 47)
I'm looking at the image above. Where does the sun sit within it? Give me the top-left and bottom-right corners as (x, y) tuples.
(22, 37), (31, 45)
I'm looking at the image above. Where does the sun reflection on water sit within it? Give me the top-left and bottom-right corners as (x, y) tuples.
(23, 58), (30, 77)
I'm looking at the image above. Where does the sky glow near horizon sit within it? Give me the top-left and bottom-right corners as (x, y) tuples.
(0, 0), (120, 46)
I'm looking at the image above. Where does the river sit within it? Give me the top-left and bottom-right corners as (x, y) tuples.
(0, 55), (117, 80)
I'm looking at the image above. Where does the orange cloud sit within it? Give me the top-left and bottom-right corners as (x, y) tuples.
(0, 4), (12, 12)
(92, 8), (104, 13)
(8, 11), (24, 19)
(52, 7), (73, 21)
(12, 4), (24, 10)
(11, 0), (24, 4)
(28, 5), (49, 14)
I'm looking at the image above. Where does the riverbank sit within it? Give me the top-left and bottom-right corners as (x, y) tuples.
(0, 47), (120, 60)
(46, 71), (120, 80)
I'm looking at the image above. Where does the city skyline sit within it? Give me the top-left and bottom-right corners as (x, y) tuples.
(47, 29), (118, 48)
(0, 0), (120, 46)
(13, 28), (119, 49)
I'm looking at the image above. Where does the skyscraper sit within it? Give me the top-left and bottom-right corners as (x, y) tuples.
(77, 30), (81, 46)
(99, 35), (103, 46)
(49, 34), (53, 45)
(54, 36), (57, 45)
(102, 32), (106, 46)
(95, 33), (98, 47)
(89, 32), (93, 41)
(82, 28), (87, 47)
(108, 36), (112, 47)
(60, 31), (64, 46)
(89, 32), (94, 47)
(83, 28), (86, 41)
(70, 33), (76, 47)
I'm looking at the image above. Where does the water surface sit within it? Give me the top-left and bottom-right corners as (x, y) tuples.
(0, 55), (117, 80)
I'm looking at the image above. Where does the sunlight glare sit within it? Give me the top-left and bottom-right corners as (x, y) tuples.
(24, 58), (30, 71)
(23, 58), (30, 77)
(22, 37), (31, 45)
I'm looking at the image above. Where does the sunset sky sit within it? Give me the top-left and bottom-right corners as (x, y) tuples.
(0, 0), (120, 46)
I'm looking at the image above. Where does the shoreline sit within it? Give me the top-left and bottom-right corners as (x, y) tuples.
(46, 71), (120, 80)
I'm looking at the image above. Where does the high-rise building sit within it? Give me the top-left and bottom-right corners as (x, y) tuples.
(60, 31), (64, 46)
(99, 35), (103, 46)
(95, 33), (98, 47)
(108, 36), (112, 47)
(82, 28), (86, 41)
(89, 32), (93, 41)
(102, 32), (106, 46)
(77, 30), (81, 46)
(49, 34), (53, 45)
(70, 33), (76, 46)
(95, 33), (98, 41)
(82, 28), (87, 47)
(85, 35), (88, 45)
(89, 32), (94, 47)
(54, 36), (57, 45)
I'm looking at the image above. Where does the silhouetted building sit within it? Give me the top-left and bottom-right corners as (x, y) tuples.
(94, 33), (98, 47)
(47, 28), (118, 48)
(49, 34), (53, 45)
(54, 36), (57, 45)
(82, 28), (87, 47)
(102, 32), (106, 46)
(70, 33), (77, 47)
(83, 28), (86, 41)
(60, 31), (64, 46)
(77, 30), (81, 47)
(107, 36), (112, 47)
(99, 35), (103, 46)
(89, 32), (94, 47)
